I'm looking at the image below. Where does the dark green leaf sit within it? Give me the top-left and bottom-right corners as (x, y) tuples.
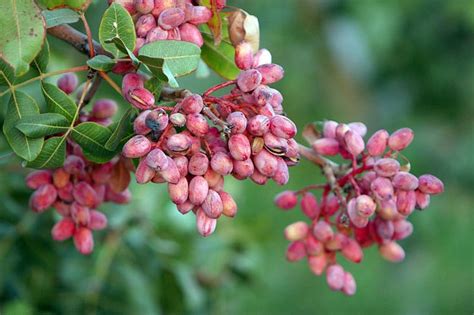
(163, 63), (179, 88)
(87, 55), (116, 72)
(105, 108), (134, 151)
(138, 56), (178, 87)
(26, 136), (66, 169)
(201, 34), (240, 80)
(42, 8), (80, 28)
(106, 37), (140, 65)
(0, 59), (14, 88)
(41, 82), (78, 122)
(144, 77), (163, 100)
(16, 113), (69, 138)
(71, 122), (116, 163)
(138, 55), (165, 77)
(138, 40), (201, 77)
(3, 91), (43, 161)
(99, 3), (136, 58)
(81, 147), (118, 164)
(33, 39), (50, 73)
(0, 0), (46, 76)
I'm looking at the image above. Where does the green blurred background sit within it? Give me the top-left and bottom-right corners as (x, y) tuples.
(1, 0), (473, 314)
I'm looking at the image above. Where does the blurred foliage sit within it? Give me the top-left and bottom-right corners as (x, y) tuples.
(1, 0), (473, 314)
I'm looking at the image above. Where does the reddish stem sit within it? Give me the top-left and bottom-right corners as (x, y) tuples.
(80, 14), (95, 58)
(222, 94), (240, 101)
(349, 175), (361, 196)
(99, 72), (121, 95)
(155, 106), (175, 111)
(296, 184), (328, 195)
(202, 80), (236, 97)
(338, 164), (373, 187)
(203, 95), (238, 110)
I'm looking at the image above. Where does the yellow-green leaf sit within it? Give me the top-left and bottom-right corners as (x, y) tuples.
(41, 82), (77, 122)
(99, 3), (136, 58)
(201, 34), (239, 80)
(139, 40), (201, 77)
(26, 136), (66, 169)
(0, 0), (46, 76)
(16, 113), (69, 138)
(3, 91), (43, 161)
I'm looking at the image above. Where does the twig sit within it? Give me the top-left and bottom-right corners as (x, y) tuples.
(298, 144), (347, 209)
(0, 66), (89, 97)
(99, 72), (122, 95)
(296, 184), (327, 195)
(297, 144), (338, 168)
(202, 106), (232, 133)
(47, 25), (109, 57)
(83, 74), (102, 105)
(80, 13), (95, 57)
(203, 80), (235, 97)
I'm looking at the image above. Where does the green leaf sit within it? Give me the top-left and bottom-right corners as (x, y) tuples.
(33, 39), (50, 73)
(26, 136), (66, 169)
(105, 108), (134, 151)
(71, 122), (116, 163)
(16, 113), (69, 138)
(36, 0), (91, 11)
(2, 91), (43, 161)
(42, 8), (80, 28)
(0, 0), (46, 76)
(201, 34), (240, 80)
(41, 82), (77, 122)
(144, 77), (163, 100)
(138, 56), (178, 87)
(0, 59), (14, 88)
(99, 3), (136, 58)
(162, 63), (179, 88)
(138, 40), (201, 77)
(87, 55), (116, 72)
(138, 55), (165, 77)
(106, 37), (140, 65)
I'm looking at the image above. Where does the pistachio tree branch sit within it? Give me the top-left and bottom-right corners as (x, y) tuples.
(83, 74), (102, 105)
(46, 23), (344, 184)
(47, 24), (109, 57)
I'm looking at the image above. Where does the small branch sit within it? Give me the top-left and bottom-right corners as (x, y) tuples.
(79, 13), (95, 57)
(349, 175), (361, 196)
(83, 74), (102, 105)
(296, 184), (327, 195)
(202, 80), (235, 97)
(202, 106), (232, 133)
(0, 65), (89, 97)
(298, 144), (347, 208)
(297, 144), (338, 168)
(47, 25), (109, 57)
(155, 106), (175, 111)
(203, 95), (239, 111)
(99, 72), (122, 95)
(76, 79), (92, 114)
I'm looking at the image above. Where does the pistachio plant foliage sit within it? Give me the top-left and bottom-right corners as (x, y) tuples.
(0, 0), (443, 296)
